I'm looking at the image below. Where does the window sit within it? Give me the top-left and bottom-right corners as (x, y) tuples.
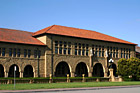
(2, 48), (5, 56)
(55, 41), (58, 54)
(95, 46), (98, 57)
(17, 49), (20, 57)
(9, 48), (12, 57)
(78, 43), (81, 55)
(64, 42), (67, 54)
(98, 46), (101, 57)
(34, 50), (37, 58)
(86, 44), (88, 56)
(68, 42), (71, 55)
(59, 47), (62, 54)
(121, 48), (123, 58)
(59, 41), (62, 54)
(129, 49), (131, 58)
(102, 46), (104, 57)
(28, 49), (31, 58)
(75, 43), (78, 55)
(113, 47), (115, 58)
(92, 45), (94, 55)
(24, 49), (27, 57)
(78, 49), (81, 55)
(116, 48), (118, 58)
(124, 48), (125, 58)
(13, 48), (16, 57)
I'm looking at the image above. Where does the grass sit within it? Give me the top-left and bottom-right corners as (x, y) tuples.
(0, 81), (140, 90)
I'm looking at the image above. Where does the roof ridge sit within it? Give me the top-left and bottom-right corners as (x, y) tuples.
(0, 28), (32, 33)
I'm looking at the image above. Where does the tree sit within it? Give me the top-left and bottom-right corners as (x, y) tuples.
(117, 57), (140, 80)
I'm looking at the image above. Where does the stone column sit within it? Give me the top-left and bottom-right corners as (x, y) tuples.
(88, 72), (92, 77)
(20, 71), (23, 78)
(34, 71), (38, 77)
(4, 72), (8, 77)
(71, 72), (75, 77)
(104, 72), (108, 77)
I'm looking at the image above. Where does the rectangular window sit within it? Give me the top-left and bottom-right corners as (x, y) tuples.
(75, 43), (78, 55)
(99, 46), (101, 57)
(55, 47), (58, 54)
(116, 48), (118, 58)
(2, 48), (5, 56)
(68, 48), (71, 55)
(75, 49), (78, 55)
(28, 49), (31, 58)
(64, 48), (67, 54)
(124, 48), (125, 58)
(9, 48), (12, 57)
(13, 48), (16, 57)
(55, 41), (58, 54)
(95, 46), (98, 57)
(78, 49), (81, 55)
(24, 49), (27, 57)
(34, 50), (37, 58)
(59, 47), (62, 54)
(102, 46), (104, 57)
(59, 41), (62, 54)
(82, 49), (85, 56)
(68, 42), (71, 55)
(121, 48), (123, 58)
(64, 42), (67, 55)
(17, 49), (20, 57)
(129, 49), (131, 58)
(86, 44), (88, 56)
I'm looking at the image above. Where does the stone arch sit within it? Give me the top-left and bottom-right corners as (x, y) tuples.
(0, 64), (4, 77)
(54, 61), (70, 77)
(23, 65), (34, 77)
(108, 63), (117, 77)
(93, 63), (104, 77)
(6, 62), (21, 73)
(8, 64), (20, 77)
(75, 62), (88, 77)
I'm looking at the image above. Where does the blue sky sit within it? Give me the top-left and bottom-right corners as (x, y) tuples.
(0, 0), (140, 45)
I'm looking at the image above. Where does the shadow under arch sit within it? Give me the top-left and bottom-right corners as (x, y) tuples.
(55, 61), (70, 77)
(8, 64), (20, 77)
(23, 65), (34, 77)
(0, 64), (4, 77)
(75, 62), (88, 77)
(92, 63), (104, 77)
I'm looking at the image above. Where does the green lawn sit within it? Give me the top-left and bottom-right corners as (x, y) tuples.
(1, 82), (140, 90)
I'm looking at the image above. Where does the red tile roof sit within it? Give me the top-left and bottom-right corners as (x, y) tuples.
(33, 25), (137, 45)
(0, 28), (45, 45)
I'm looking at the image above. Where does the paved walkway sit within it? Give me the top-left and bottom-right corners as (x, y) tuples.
(0, 85), (140, 93)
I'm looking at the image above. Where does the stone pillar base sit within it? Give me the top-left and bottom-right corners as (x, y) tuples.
(88, 72), (92, 77)
(4, 72), (8, 78)
(71, 72), (75, 77)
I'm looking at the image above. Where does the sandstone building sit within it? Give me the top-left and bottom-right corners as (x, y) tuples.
(0, 25), (137, 78)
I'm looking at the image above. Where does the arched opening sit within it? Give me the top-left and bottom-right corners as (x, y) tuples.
(108, 63), (117, 77)
(55, 62), (70, 77)
(93, 63), (104, 77)
(75, 62), (88, 77)
(8, 64), (20, 77)
(0, 64), (4, 77)
(23, 65), (34, 77)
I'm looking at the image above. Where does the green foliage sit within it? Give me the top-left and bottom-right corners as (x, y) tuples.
(117, 57), (140, 80)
